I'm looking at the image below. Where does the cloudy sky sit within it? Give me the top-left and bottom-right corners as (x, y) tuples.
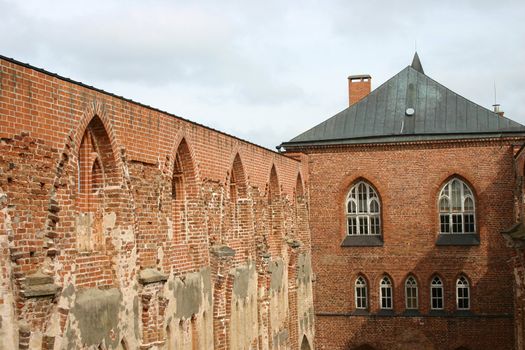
(1, 0), (524, 149)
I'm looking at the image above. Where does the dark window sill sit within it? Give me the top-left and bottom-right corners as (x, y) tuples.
(341, 235), (383, 247)
(436, 233), (480, 246)
(376, 309), (395, 316)
(453, 310), (473, 317)
(352, 309), (370, 316)
(402, 309), (421, 317)
(429, 309), (447, 317)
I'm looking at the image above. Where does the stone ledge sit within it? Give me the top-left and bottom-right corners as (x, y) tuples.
(210, 245), (236, 258)
(22, 271), (59, 298)
(139, 268), (168, 285)
(23, 283), (60, 298)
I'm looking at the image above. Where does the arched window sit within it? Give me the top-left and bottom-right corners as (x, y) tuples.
(439, 178), (475, 234)
(456, 276), (470, 310)
(346, 181), (381, 235)
(405, 276), (418, 309)
(355, 276), (368, 309)
(430, 276), (444, 310)
(380, 276), (393, 309)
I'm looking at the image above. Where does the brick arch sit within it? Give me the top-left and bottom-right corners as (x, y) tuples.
(166, 131), (200, 180)
(436, 173), (478, 194)
(268, 164), (280, 202)
(228, 153), (247, 198)
(171, 137), (199, 200)
(72, 100), (123, 171)
(342, 176), (383, 203)
(296, 172), (305, 198)
(377, 272), (395, 287)
(77, 116), (120, 198)
(428, 272), (446, 284)
(338, 174), (385, 207)
(402, 272), (422, 289)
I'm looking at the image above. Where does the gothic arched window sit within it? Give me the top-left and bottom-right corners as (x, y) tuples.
(439, 178), (476, 234)
(456, 276), (470, 310)
(355, 276), (368, 309)
(405, 276), (418, 310)
(380, 276), (393, 309)
(346, 181), (381, 236)
(430, 276), (444, 310)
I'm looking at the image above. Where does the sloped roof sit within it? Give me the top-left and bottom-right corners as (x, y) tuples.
(281, 55), (525, 148)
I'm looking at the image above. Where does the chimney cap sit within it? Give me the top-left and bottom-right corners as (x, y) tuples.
(348, 74), (371, 80)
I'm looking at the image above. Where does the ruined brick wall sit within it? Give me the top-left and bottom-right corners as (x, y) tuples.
(298, 140), (522, 350)
(0, 57), (314, 350)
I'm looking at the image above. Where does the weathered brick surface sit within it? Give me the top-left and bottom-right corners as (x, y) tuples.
(299, 140), (523, 349)
(0, 57), (314, 349)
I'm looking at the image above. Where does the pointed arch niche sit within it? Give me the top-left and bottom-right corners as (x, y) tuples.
(295, 173), (309, 244)
(267, 165), (283, 254)
(171, 138), (198, 242)
(76, 116), (119, 251)
(226, 154), (250, 247)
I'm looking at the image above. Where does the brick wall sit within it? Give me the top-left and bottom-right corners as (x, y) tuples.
(0, 57), (314, 349)
(299, 140), (523, 350)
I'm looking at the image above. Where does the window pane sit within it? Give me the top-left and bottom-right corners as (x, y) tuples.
(439, 197), (450, 211)
(359, 217), (369, 235)
(358, 183), (366, 213)
(464, 197), (474, 211)
(348, 200), (357, 213)
(452, 214), (463, 233)
(451, 180), (461, 211)
(463, 183), (473, 197)
(440, 215), (450, 233)
(370, 199), (379, 213)
(370, 216), (380, 235)
(348, 217), (357, 235)
(464, 214), (475, 233)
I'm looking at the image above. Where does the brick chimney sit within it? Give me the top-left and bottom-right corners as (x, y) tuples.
(348, 74), (371, 106)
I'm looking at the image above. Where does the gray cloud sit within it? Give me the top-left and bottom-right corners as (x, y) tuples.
(1, 0), (524, 149)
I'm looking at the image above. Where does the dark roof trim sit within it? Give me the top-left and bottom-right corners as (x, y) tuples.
(281, 133), (525, 150)
(0, 54), (293, 159)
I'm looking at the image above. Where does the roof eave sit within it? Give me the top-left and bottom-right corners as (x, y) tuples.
(280, 131), (525, 149)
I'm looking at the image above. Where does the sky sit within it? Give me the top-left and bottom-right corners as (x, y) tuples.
(1, 0), (524, 150)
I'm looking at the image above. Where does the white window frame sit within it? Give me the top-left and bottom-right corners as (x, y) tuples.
(438, 178), (476, 234)
(355, 276), (368, 309)
(456, 276), (470, 310)
(346, 181), (381, 236)
(430, 276), (444, 310)
(379, 276), (393, 309)
(405, 276), (418, 310)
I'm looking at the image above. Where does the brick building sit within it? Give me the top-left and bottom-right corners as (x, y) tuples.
(0, 55), (314, 349)
(281, 53), (525, 349)
(2, 49), (525, 350)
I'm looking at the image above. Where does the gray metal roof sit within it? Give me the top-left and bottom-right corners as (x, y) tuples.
(282, 56), (525, 148)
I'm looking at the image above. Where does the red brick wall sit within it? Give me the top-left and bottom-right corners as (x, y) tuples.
(301, 140), (522, 350)
(0, 57), (314, 349)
